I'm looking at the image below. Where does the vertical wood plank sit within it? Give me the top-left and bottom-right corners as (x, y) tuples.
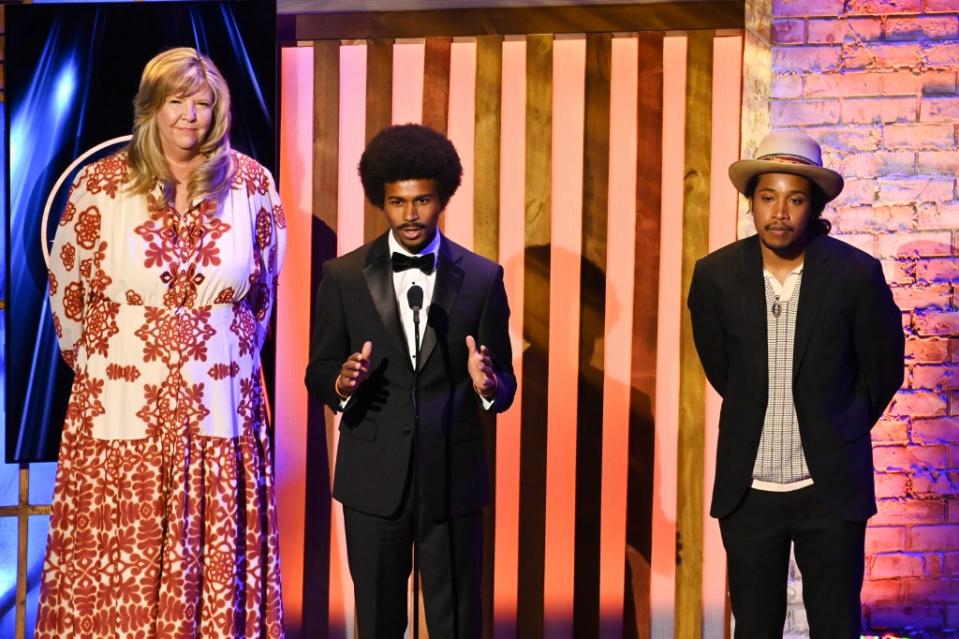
(364, 38), (393, 242)
(473, 33), (503, 639)
(302, 39), (340, 639)
(572, 31), (612, 639)
(623, 31), (664, 639)
(423, 36), (452, 135)
(674, 29), (713, 639)
(517, 32), (552, 639)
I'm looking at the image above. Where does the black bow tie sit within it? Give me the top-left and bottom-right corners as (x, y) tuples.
(391, 252), (435, 274)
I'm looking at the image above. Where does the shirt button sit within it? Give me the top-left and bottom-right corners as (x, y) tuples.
(402, 428), (411, 435)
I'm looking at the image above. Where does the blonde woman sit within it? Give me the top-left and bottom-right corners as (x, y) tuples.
(37, 47), (285, 637)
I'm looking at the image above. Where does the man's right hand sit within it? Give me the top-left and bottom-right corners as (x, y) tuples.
(335, 340), (373, 399)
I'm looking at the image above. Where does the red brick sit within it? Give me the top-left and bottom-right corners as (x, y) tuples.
(836, 204), (915, 233)
(892, 389), (949, 417)
(925, 42), (959, 68)
(951, 337), (959, 361)
(875, 443), (948, 469)
(873, 498), (947, 524)
(892, 283), (952, 310)
(927, 0), (959, 11)
(880, 257), (917, 285)
(912, 367), (959, 392)
(911, 524), (959, 550)
(773, 46), (843, 72)
(808, 125), (882, 150)
(861, 578), (902, 604)
(950, 390), (959, 416)
(866, 525), (907, 553)
(839, 151), (915, 177)
(843, 97), (918, 124)
(771, 74), (803, 99)
(918, 150), (959, 175)
(883, 122), (956, 149)
(870, 605), (943, 629)
(905, 578), (959, 602)
(817, 71), (950, 98)
(775, 0), (845, 16)
(914, 311), (959, 337)
(841, 42), (924, 70)
(911, 471), (959, 495)
(874, 417), (910, 443)
(945, 552), (959, 576)
(906, 337), (951, 362)
(773, 19), (806, 44)
(917, 258), (959, 283)
(832, 231), (877, 253)
(771, 99), (842, 125)
(876, 471), (911, 498)
(836, 178), (881, 207)
(920, 97), (959, 121)
(921, 71), (959, 96)
(885, 16), (959, 41)
(917, 202), (959, 229)
(877, 229), (953, 256)
(807, 17), (883, 43)
(870, 551), (925, 577)
(879, 179), (955, 205)
(846, 0), (923, 12)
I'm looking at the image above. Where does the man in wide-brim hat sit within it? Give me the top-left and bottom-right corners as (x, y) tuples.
(687, 129), (904, 637)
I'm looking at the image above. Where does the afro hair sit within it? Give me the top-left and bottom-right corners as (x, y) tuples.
(359, 124), (463, 209)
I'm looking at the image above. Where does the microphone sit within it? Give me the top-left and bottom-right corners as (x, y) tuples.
(407, 284), (424, 321)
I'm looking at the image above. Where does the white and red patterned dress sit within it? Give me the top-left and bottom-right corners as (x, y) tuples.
(37, 151), (286, 638)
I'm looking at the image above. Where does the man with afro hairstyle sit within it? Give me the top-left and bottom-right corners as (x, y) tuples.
(306, 124), (516, 639)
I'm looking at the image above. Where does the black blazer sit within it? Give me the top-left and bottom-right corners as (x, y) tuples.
(687, 233), (904, 521)
(305, 233), (516, 519)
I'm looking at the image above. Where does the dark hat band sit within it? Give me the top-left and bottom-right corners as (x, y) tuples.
(756, 152), (821, 167)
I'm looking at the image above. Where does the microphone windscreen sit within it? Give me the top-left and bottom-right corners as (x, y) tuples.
(407, 284), (424, 311)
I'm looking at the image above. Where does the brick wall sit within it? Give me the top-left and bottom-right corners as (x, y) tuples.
(771, 0), (959, 635)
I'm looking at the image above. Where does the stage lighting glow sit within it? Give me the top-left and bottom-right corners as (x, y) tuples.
(53, 63), (77, 118)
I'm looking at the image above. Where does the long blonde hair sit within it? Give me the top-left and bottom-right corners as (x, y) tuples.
(127, 47), (235, 202)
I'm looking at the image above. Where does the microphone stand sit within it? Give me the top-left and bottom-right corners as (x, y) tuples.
(408, 285), (424, 639)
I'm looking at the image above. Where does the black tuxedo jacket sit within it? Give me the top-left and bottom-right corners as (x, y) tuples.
(687, 233), (904, 522)
(305, 232), (516, 520)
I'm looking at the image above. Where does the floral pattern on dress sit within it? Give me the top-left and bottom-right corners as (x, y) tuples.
(38, 150), (286, 639)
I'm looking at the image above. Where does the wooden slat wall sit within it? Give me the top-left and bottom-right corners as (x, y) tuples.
(674, 29), (715, 639)
(277, 25), (743, 639)
(623, 31), (664, 639)
(472, 33), (503, 639)
(516, 32), (552, 639)
(573, 31), (612, 639)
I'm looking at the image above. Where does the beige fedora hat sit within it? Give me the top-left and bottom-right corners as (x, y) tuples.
(728, 129), (844, 201)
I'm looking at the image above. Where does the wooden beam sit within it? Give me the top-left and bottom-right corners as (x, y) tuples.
(282, 2), (744, 41)
(674, 28), (713, 639)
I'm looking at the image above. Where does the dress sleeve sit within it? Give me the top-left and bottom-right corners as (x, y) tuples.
(249, 164), (287, 352)
(48, 167), (96, 370)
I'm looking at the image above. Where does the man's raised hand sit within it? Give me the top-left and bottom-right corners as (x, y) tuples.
(335, 340), (373, 399)
(466, 335), (498, 400)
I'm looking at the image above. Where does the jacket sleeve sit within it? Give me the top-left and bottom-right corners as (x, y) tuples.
(304, 262), (351, 410)
(854, 259), (905, 424)
(687, 259), (729, 396)
(478, 265), (516, 412)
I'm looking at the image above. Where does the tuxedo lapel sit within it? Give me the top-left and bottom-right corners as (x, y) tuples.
(363, 234), (410, 362)
(793, 234), (832, 377)
(419, 240), (464, 372)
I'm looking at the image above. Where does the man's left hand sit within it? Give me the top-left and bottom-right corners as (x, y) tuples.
(466, 335), (498, 400)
